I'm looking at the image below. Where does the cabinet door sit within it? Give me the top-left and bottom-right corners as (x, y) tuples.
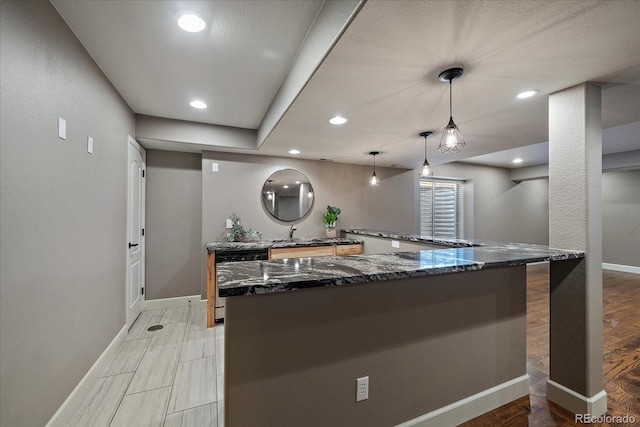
(269, 245), (335, 260)
(336, 244), (362, 255)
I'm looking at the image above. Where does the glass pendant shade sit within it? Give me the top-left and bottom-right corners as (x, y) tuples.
(369, 151), (380, 187)
(420, 161), (432, 177)
(438, 117), (465, 154)
(438, 67), (465, 154)
(419, 131), (433, 177)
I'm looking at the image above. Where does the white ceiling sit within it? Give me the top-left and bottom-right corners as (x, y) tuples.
(52, 0), (640, 170)
(51, 0), (324, 129)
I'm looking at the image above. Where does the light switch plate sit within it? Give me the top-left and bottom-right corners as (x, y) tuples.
(58, 117), (66, 139)
(212, 163), (219, 172)
(87, 136), (93, 154)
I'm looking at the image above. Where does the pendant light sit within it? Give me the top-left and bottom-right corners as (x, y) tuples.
(419, 131), (433, 177)
(438, 67), (465, 154)
(369, 151), (380, 186)
(266, 179), (273, 200)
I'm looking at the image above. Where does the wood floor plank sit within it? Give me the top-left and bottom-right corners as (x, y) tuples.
(461, 264), (640, 426)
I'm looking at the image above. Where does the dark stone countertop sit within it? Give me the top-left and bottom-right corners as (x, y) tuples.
(207, 237), (362, 252)
(217, 242), (585, 298)
(341, 228), (476, 247)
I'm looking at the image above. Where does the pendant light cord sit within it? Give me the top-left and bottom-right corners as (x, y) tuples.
(424, 136), (427, 161)
(449, 79), (453, 118)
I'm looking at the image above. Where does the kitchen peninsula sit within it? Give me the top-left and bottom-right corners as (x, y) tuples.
(206, 237), (363, 326)
(217, 230), (584, 426)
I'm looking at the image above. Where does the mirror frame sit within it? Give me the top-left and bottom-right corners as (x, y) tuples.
(262, 169), (314, 222)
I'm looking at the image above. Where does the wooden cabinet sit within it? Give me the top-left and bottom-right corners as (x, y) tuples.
(269, 243), (363, 260)
(269, 245), (335, 260)
(335, 244), (363, 255)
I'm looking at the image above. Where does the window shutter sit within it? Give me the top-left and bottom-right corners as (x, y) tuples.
(420, 179), (463, 239)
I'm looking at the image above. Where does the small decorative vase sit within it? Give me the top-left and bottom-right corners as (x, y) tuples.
(325, 228), (337, 238)
(233, 234), (245, 242)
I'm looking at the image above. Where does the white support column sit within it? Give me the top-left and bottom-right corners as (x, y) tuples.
(547, 82), (606, 417)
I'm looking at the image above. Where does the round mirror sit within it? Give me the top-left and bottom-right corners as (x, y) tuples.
(262, 169), (314, 222)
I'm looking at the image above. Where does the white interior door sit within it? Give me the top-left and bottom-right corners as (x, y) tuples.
(126, 137), (145, 329)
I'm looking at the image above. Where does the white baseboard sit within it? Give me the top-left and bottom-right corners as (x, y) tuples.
(602, 263), (640, 274)
(143, 295), (205, 310)
(547, 379), (607, 417)
(46, 324), (128, 427)
(396, 374), (530, 427)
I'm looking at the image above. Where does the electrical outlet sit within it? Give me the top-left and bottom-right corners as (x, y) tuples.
(212, 162), (219, 172)
(391, 240), (400, 248)
(356, 376), (369, 402)
(225, 219), (234, 229)
(87, 136), (94, 154)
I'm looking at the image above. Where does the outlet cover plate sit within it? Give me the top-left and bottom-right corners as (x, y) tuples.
(356, 376), (369, 402)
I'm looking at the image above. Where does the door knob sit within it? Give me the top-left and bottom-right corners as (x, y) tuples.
(128, 242), (139, 248)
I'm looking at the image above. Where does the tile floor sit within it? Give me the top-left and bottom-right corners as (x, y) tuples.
(66, 306), (224, 427)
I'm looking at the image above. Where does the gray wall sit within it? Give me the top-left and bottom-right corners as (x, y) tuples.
(201, 151), (416, 297)
(146, 150), (202, 299)
(436, 163), (638, 266)
(602, 169), (640, 267)
(429, 163), (550, 244)
(0, 2), (135, 426)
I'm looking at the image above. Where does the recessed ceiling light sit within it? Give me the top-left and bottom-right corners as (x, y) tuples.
(329, 116), (347, 125)
(295, 181), (301, 184)
(178, 13), (206, 33)
(513, 158), (524, 164)
(190, 100), (207, 109)
(288, 149), (300, 155)
(283, 185), (289, 189)
(516, 90), (538, 99)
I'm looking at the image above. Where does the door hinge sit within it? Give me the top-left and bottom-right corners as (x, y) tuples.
(142, 170), (145, 178)
(142, 228), (145, 236)
(141, 287), (144, 295)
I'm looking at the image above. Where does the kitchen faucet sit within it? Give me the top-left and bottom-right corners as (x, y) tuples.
(289, 223), (297, 239)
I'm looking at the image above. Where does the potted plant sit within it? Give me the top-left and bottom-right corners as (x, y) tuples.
(323, 205), (341, 238)
(224, 213), (262, 242)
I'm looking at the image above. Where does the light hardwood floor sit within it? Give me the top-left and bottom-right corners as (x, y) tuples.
(67, 265), (638, 426)
(66, 306), (224, 427)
